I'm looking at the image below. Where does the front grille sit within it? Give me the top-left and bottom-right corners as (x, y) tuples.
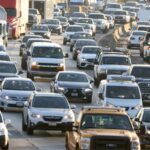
(38, 63), (59, 66)
(138, 82), (150, 93)
(115, 16), (123, 19)
(107, 70), (125, 75)
(9, 96), (28, 101)
(43, 116), (63, 122)
(87, 59), (94, 63)
(65, 88), (84, 97)
(90, 136), (130, 150)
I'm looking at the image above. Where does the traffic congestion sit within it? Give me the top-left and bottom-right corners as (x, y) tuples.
(0, 0), (150, 149)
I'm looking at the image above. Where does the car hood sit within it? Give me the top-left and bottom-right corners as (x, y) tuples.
(81, 129), (137, 139)
(31, 108), (70, 116)
(80, 54), (96, 59)
(100, 65), (130, 71)
(32, 58), (63, 64)
(57, 81), (90, 88)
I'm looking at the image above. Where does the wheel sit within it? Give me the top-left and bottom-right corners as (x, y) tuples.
(22, 114), (27, 131)
(1, 143), (9, 150)
(27, 119), (33, 135)
(21, 58), (27, 70)
(63, 39), (66, 45)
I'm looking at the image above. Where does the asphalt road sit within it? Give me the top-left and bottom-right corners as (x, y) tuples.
(3, 29), (144, 150)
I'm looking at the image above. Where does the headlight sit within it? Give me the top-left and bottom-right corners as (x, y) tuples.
(131, 139), (140, 150)
(64, 114), (74, 120)
(2, 95), (11, 100)
(32, 61), (38, 66)
(81, 57), (86, 61)
(84, 88), (92, 93)
(31, 113), (41, 119)
(80, 137), (90, 150)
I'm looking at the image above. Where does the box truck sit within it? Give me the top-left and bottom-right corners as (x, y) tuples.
(0, 0), (29, 39)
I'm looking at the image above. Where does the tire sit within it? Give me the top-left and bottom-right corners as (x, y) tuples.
(27, 119), (33, 135)
(1, 143), (9, 150)
(22, 115), (27, 131)
(63, 39), (66, 45)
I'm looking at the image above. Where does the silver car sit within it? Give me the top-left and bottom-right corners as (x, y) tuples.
(0, 77), (38, 111)
(22, 93), (75, 135)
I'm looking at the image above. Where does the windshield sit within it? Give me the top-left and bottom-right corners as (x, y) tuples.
(43, 20), (59, 25)
(89, 14), (104, 19)
(106, 4), (121, 9)
(3, 80), (35, 91)
(143, 110), (150, 122)
(131, 67), (150, 78)
(0, 63), (17, 73)
(32, 47), (63, 58)
(5, 8), (16, 17)
(31, 26), (49, 31)
(80, 114), (133, 131)
(102, 56), (130, 65)
(132, 32), (146, 36)
(106, 86), (140, 99)
(138, 26), (150, 32)
(137, 22), (150, 26)
(82, 47), (100, 54)
(66, 26), (83, 32)
(77, 19), (92, 24)
(32, 96), (69, 109)
(0, 55), (10, 61)
(76, 40), (96, 48)
(58, 73), (88, 82)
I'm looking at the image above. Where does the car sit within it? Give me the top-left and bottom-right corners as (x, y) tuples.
(54, 16), (69, 30)
(137, 21), (150, 26)
(96, 19), (110, 33)
(26, 42), (68, 80)
(66, 106), (140, 150)
(21, 38), (51, 70)
(94, 52), (132, 87)
(53, 7), (62, 16)
(63, 25), (84, 45)
(22, 92), (75, 135)
(42, 19), (62, 35)
(0, 52), (10, 61)
(70, 32), (93, 52)
(76, 18), (96, 35)
(133, 107), (150, 149)
(105, 15), (115, 28)
(98, 75), (142, 118)
(127, 30), (147, 48)
(27, 14), (39, 28)
(72, 39), (97, 60)
(0, 78), (38, 111)
(50, 71), (93, 103)
(0, 111), (10, 150)
(29, 8), (41, 24)
(88, 13), (107, 23)
(0, 61), (22, 82)
(77, 46), (102, 69)
(30, 24), (51, 39)
(137, 25), (150, 32)
(19, 34), (42, 56)
(126, 64), (150, 106)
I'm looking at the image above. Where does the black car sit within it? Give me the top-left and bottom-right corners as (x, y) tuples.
(31, 25), (51, 39)
(70, 32), (93, 52)
(50, 71), (93, 103)
(72, 39), (97, 60)
(19, 34), (42, 56)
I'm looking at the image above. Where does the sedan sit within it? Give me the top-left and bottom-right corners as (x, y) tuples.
(50, 71), (93, 103)
(0, 78), (39, 111)
(72, 39), (97, 60)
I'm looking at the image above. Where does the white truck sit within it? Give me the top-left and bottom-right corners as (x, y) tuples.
(0, 6), (8, 46)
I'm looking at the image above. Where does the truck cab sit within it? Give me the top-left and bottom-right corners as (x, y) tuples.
(98, 75), (143, 118)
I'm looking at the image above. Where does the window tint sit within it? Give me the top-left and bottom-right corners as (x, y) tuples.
(0, 55), (10, 61)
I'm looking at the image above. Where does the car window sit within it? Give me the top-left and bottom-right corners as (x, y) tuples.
(32, 47), (63, 58)
(0, 63), (17, 73)
(106, 86), (140, 99)
(82, 47), (100, 54)
(80, 114), (133, 131)
(0, 55), (10, 61)
(66, 26), (84, 32)
(143, 110), (150, 122)
(58, 73), (88, 82)
(3, 80), (35, 91)
(32, 96), (69, 109)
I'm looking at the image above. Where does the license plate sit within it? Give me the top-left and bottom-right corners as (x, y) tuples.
(48, 122), (57, 126)
(71, 93), (78, 96)
(16, 102), (24, 107)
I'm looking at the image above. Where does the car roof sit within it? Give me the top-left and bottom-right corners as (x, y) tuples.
(31, 42), (61, 48)
(3, 77), (32, 82)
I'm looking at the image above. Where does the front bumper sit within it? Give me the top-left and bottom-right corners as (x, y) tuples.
(78, 59), (94, 68)
(30, 70), (58, 77)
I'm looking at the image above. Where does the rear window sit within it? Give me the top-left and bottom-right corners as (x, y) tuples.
(66, 26), (84, 32)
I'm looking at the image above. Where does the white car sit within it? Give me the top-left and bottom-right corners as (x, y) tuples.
(22, 92), (75, 135)
(98, 75), (143, 118)
(105, 15), (115, 28)
(96, 19), (110, 33)
(77, 46), (102, 69)
(128, 30), (147, 48)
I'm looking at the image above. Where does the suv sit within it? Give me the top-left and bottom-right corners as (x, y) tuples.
(26, 42), (68, 80)
(22, 93), (75, 135)
(66, 106), (140, 150)
(93, 52), (131, 87)
(98, 75), (143, 118)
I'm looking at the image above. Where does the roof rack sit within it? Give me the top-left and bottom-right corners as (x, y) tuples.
(107, 75), (135, 82)
(81, 106), (125, 112)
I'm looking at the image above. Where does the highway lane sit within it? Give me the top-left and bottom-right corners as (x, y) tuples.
(3, 29), (144, 149)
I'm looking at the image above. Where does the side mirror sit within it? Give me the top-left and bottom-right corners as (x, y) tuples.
(5, 119), (11, 126)
(18, 70), (24, 75)
(27, 51), (31, 56)
(24, 101), (29, 107)
(64, 53), (69, 58)
(140, 125), (147, 135)
(71, 105), (76, 110)
(99, 93), (103, 99)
